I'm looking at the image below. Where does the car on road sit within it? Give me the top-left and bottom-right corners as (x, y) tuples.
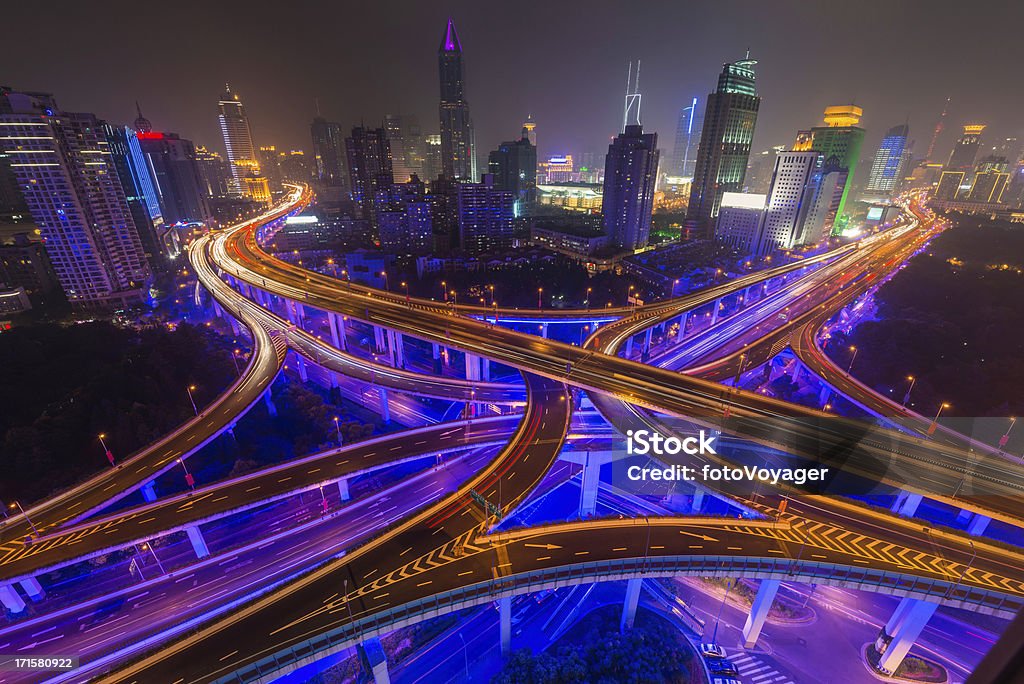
(700, 643), (727, 659)
(706, 657), (740, 677)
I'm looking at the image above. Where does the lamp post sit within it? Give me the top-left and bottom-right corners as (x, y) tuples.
(458, 632), (470, 679)
(99, 433), (115, 467)
(334, 416), (344, 448)
(846, 346), (858, 376)
(450, 290), (458, 306)
(9, 501), (39, 537)
(231, 348), (241, 376)
(186, 385), (199, 416)
(901, 375), (916, 407)
(380, 271), (389, 292)
(537, 287), (543, 309)
(178, 457), (195, 489)
(402, 281), (410, 303)
(585, 287), (592, 310)
(441, 281), (447, 302)
(999, 416), (1016, 449)
(928, 402), (950, 436)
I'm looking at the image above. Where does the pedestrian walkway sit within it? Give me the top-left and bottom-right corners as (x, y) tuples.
(729, 651), (794, 683)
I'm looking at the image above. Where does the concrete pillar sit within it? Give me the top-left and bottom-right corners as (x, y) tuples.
(742, 579), (780, 648)
(142, 481), (158, 503)
(643, 328), (653, 353)
(540, 322), (549, 338)
(228, 317), (241, 337)
(876, 599), (938, 674)
(676, 312), (689, 343)
(373, 326), (387, 355)
(690, 487), (706, 514)
(328, 313), (346, 350)
(337, 478), (351, 502)
(620, 578), (642, 632)
(967, 514), (991, 536)
(0, 584), (26, 614)
(624, 335), (634, 357)
(710, 298), (722, 325)
(580, 453), (602, 517)
(465, 353), (481, 381)
(890, 491), (923, 517)
(361, 638), (390, 684)
(791, 361), (805, 385)
(378, 387), (391, 423)
(296, 355), (308, 382)
(264, 388), (277, 416)
(213, 300), (224, 318)
(481, 358), (491, 382)
(432, 343), (442, 374)
(744, 285), (754, 304)
(818, 386), (833, 408)
(387, 330), (405, 368)
(955, 508), (972, 524)
(185, 525), (210, 559)
(293, 302), (306, 326)
(19, 577), (44, 602)
(500, 596), (512, 658)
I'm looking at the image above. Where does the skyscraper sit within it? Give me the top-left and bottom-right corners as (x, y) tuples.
(806, 105), (865, 227)
(866, 124), (911, 195)
(0, 88), (150, 309)
(686, 54), (760, 237)
(758, 151), (822, 254)
(104, 123), (168, 267)
(488, 127), (537, 209)
(438, 18), (475, 180)
(384, 114), (426, 183)
(456, 174), (514, 253)
(522, 115), (537, 147)
(602, 124), (659, 251)
(217, 84), (261, 196)
(345, 126), (393, 219)
(947, 124), (985, 172)
(671, 96), (700, 177)
(310, 117), (348, 191)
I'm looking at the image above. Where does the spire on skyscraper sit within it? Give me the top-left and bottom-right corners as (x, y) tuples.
(440, 17), (462, 52)
(133, 101), (152, 133)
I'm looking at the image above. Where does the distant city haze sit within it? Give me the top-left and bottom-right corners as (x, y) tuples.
(3, 1), (1022, 167)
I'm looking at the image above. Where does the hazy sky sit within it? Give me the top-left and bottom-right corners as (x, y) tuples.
(3, 0), (1021, 164)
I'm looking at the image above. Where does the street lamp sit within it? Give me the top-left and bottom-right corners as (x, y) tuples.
(178, 458), (196, 489)
(928, 402), (950, 435)
(450, 290), (458, 306)
(401, 281), (410, 303)
(846, 346), (858, 376)
(585, 287), (592, 311)
(487, 284), (495, 307)
(999, 416), (1016, 450)
(458, 632), (470, 679)
(9, 501), (39, 537)
(334, 416), (344, 448)
(231, 348), (242, 376)
(99, 433), (115, 467)
(901, 375), (916, 407)
(186, 385), (199, 416)
(441, 281), (447, 302)
(380, 271), (389, 292)
(537, 287), (543, 309)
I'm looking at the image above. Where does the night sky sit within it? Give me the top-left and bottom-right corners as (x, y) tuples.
(3, 0), (1021, 164)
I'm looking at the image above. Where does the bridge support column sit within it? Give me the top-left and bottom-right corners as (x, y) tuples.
(465, 353), (481, 381)
(643, 328), (653, 353)
(212, 300), (224, 318)
(360, 637), (390, 684)
(580, 452), (603, 517)
(967, 514), (991, 536)
(624, 335), (634, 357)
(378, 387), (391, 423)
(432, 343), (443, 373)
(0, 584), (26, 614)
(293, 302), (306, 326)
(142, 481), (158, 503)
(791, 361), (805, 384)
(689, 487), (706, 513)
(373, 326), (387, 355)
(228, 316), (241, 337)
(328, 313), (346, 351)
(19, 577), (44, 602)
(744, 285), (754, 303)
(742, 579), (780, 648)
(620, 578), (642, 632)
(387, 330), (405, 368)
(500, 596), (512, 658)
(296, 355), (308, 382)
(337, 478), (351, 502)
(481, 358), (491, 382)
(710, 297), (722, 325)
(676, 312), (689, 342)
(874, 598), (938, 674)
(263, 388), (277, 416)
(185, 525), (210, 559)
(890, 491), (922, 517)
(540, 322), (549, 338)
(818, 386), (833, 408)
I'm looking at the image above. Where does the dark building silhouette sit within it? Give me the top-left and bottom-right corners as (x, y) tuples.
(438, 18), (475, 180)
(601, 124), (659, 251)
(488, 127), (537, 209)
(311, 117), (348, 193)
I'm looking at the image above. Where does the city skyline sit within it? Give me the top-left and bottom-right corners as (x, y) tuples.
(3, 1), (1022, 165)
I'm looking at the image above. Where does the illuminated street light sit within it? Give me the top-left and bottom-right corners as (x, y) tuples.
(334, 416), (344, 448)
(186, 385), (199, 416)
(99, 433), (115, 467)
(901, 375), (916, 407)
(846, 346), (858, 376)
(927, 402), (950, 436)
(178, 457), (196, 489)
(537, 287), (543, 309)
(10, 501), (39, 537)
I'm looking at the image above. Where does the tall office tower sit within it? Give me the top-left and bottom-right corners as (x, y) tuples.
(758, 151), (823, 254)
(522, 115), (537, 147)
(0, 147), (27, 213)
(994, 137), (1021, 166)
(194, 145), (232, 198)
(947, 124), (985, 172)
(488, 128), (537, 208)
(429, 174), (459, 252)
(799, 157), (847, 245)
(715, 192), (766, 254)
(384, 114), (426, 183)
(345, 126), (394, 219)
(602, 124), (659, 251)
(310, 117), (348, 192)
(104, 124), (167, 267)
(968, 158), (1010, 203)
(686, 54), (760, 237)
(438, 18), (475, 180)
(0, 88), (150, 309)
(671, 96), (700, 177)
(974, 155), (1009, 174)
(378, 175), (433, 254)
(806, 105), (865, 226)
(257, 145), (283, 190)
(133, 120), (213, 226)
(423, 134), (443, 181)
(456, 174), (514, 253)
(934, 171), (965, 200)
(1003, 161), (1024, 208)
(865, 124), (911, 195)
(217, 84), (261, 195)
